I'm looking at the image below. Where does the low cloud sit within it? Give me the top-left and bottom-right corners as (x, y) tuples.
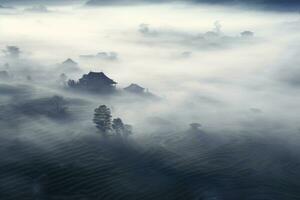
(24, 5), (50, 13)
(137, 22), (256, 50)
(80, 51), (118, 61)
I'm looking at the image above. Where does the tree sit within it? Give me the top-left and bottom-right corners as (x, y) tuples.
(51, 95), (67, 114)
(3, 46), (21, 58)
(112, 118), (125, 137)
(93, 105), (112, 135)
(59, 73), (67, 86)
(123, 124), (133, 138)
(67, 79), (76, 88)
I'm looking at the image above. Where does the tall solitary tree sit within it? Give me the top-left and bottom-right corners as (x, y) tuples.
(93, 105), (112, 135)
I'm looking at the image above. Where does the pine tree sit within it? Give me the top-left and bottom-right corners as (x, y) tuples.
(93, 105), (112, 135)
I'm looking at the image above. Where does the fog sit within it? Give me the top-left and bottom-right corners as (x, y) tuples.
(1, 2), (300, 199)
(1, 4), (299, 130)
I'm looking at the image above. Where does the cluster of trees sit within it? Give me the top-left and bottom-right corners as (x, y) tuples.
(16, 95), (68, 119)
(93, 105), (132, 137)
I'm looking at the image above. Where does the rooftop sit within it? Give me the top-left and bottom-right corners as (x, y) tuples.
(81, 71), (117, 85)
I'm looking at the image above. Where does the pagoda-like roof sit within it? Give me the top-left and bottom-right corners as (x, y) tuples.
(81, 71), (117, 85)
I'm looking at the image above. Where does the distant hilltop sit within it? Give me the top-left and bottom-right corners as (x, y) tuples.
(59, 58), (81, 72)
(62, 58), (78, 66)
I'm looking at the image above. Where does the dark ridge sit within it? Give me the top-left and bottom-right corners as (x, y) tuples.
(86, 0), (300, 11)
